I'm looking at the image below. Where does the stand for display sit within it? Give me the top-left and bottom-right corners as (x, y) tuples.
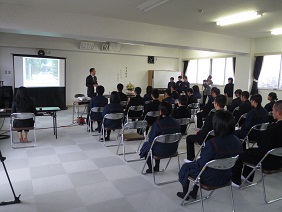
(0, 150), (21, 206)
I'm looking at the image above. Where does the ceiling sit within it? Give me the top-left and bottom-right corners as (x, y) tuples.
(1, 0), (282, 39)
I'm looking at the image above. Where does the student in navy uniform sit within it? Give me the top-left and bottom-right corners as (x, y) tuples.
(117, 83), (128, 102)
(171, 84), (179, 100)
(173, 95), (191, 135)
(167, 77), (176, 89)
(232, 100), (282, 187)
(89, 85), (108, 132)
(139, 102), (181, 173)
(228, 89), (242, 114)
(12, 86), (37, 142)
(163, 89), (175, 105)
(186, 94), (226, 161)
(126, 87), (145, 119)
(234, 94), (268, 142)
(177, 110), (243, 200)
(264, 92), (278, 123)
(86, 68), (98, 97)
(192, 85), (202, 101)
(234, 91), (252, 125)
(101, 91), (123, 141)
(224, 77), (234, 110)
(186, 88), (198, 105)
(176, 76), (183, 94)
(181, 76), (190, 94)
(143, 86), (153, 102)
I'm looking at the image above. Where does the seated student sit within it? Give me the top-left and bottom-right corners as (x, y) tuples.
(126, 87), (145, 119)
(234, 94), (268, 142)
(186, 88), (198, 105)
(192, 85), (202, 100)
(89, 85), (108, 132)
(11, 86), (37, 142)
(172, 95), (191, 135)
(228, 89), (242, 114)
(162, 89), (175, 105)
(197, 87), (220, 128)
(224, 77), (234, 110)
(186, 94), (227, 161)
(167, 77), (176, 89)
(264, 92), (278, 123)
(176, 75), (183, 94)
(139, 102), (181, 173)
(143, 86), (153, 102)
(100, 91), (123, 141)
(234, 91), (252, 125)
(171, 84), (179, 100)
(232, 100), (282, 187)
(177, 110), (243, 200)
(117, 83), (128, 102)
(144, 89), (161, 134)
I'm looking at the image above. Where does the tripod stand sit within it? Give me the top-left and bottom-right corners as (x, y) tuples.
(0, 150), (21, 206)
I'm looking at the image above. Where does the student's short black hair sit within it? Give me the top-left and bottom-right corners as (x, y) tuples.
(159, 101), (172, 116)
(89, 68), (95, 73)
(228, 77), (233, 83)
(274, 100), (282, 112)
(134, 87), (141, 95)
(178, 76), (182, 79)
(152, 88), (159, 99)
(241, 91), (250, 99)
(165, 89), (172, 96)
(192, 85), (200, 93)
(110, 91), (121, 103)
(268, 92), (278, 101)
(117, 83), (124, 91)
(187, 88), (193, 94)
(214, 94), (226, 108)
(183, 76), (188, 79)
(213, 110), (235, 138)
(234, 89), (242, 96)
(211, 87), (220, 96)
(170, 77), (174, 80)
(146, 86), (153, 94)
(178, 95), (187, 105)
(250, 94), (262, 105)
(96, 85), (105, 96)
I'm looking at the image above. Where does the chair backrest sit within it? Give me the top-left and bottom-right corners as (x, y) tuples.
(10, 112), (35, 120)
(145, 111), (160, 118)
(104, 113), (124, 120)
(91, 107), (104, 113)
(208, 108), (216, 116)
(188, 103), (200, 109)
(145, 100), (152, 105)
(177, 118), (190, 126)
(235, 113), (248, 127)
(268, 147), (282, 157)
(206, 155), (239, 170)
(123, 120), (147, 130)
(232, 106), (239, 115)
(201, 130), (215, 148)
(74, 94), (85, 98)
(128, 105), (144, 112)
(120, 101), (128, 107)
(153, 133), (182, 145)
(251, 122), (269, 131)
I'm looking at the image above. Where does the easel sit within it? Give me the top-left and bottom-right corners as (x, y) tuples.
(0, 150), (21, 206)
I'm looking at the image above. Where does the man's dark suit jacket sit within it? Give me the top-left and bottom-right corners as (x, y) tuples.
(86, 75), (97, 97)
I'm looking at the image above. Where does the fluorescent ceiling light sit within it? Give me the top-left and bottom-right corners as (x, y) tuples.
(216, 11), (262, 26)
(137, 0), (170, 12)
(271, 28), (282, 35)
(118, 42), (145, 46)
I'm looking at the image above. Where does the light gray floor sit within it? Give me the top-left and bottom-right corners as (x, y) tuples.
(0, 107), (281, 212)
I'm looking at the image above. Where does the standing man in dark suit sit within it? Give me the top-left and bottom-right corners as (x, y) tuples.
(86, 68), (98, 98)
(176, 76), (183, 94)
(232, 100), (282, 187)
(167, 77), (176, 90)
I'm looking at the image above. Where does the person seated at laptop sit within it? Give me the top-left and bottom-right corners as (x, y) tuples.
(89, 85), (108, 132)
(12, 86), (37, 142)
(232, 100), (282, 187)
(172, 95), (191, 135)
(177, 110), (242, 200)
(139, 102), (181, 173)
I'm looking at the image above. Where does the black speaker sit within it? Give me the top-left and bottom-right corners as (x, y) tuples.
(38, 50), (45, 56)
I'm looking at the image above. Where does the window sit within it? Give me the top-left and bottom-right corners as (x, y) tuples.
(185, 57), (234, 85)
(258, 55), (282, 89)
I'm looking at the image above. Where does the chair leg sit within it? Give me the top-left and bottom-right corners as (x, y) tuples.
(262, 170), (282, 204)
(230, 185), (236, 212)
(240, 163), (261, 189)
(199, 182), (205, 212)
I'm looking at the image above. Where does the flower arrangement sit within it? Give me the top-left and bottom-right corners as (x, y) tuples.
(126, 82), (134, 91)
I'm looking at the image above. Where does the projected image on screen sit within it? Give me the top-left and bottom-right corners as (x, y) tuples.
(23, 57), (60, 87)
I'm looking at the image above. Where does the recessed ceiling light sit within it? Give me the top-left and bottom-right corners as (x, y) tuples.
(271, 28), (282, 35)
(216, 11), (262, 26)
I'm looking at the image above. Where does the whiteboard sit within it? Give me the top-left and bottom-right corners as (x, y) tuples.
(153, 70), (181, 88)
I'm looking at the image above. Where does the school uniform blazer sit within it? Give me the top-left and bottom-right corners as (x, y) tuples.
(139, 116), (181, 158)
(179, 134), (243, 187)
(173, 106), (191, 134)
(86, 75), (97, 97)
(172, 91), (179, 100)
(187, 95), (198, 105)
(144, 99), (161, 125)
(143, 94), (153, 102)
(235, 100), (252, 122)
(176, 80), (182, 93)
(126, 95), (145, 118)
(118, 91), (128, 102)
(12, 99), (37, 128)
(89, 95), (108, 121)
(181, 81), (190, 93)
(196, 112), (215, 143)
(264, 100), (275, 112)
(167, 82), (176, 89)
(102, 103), (124, 129)
(163, 97), (175, 105)
(201, 97), (215, 117)
(228, 97), (242, 113)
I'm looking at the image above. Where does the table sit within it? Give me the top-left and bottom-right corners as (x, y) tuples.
(72, 98), (90, 123)
(36, 107), (61, 139)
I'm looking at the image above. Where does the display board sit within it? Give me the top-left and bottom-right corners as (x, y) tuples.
(149, 70), (182, 88)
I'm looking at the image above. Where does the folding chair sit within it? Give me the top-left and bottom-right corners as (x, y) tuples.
(181, 155), (239, 212)
(144, 111), (160, 134)
(240, 147), (282, 204)
(10, 113), (36, 149)
(120, 101), (128, 109)
(87, 107), (104, 135)
(194, 130), (215, 161)
(126, 105), (144, 122)
(100, 113), (124, 147)
(235, 113), (247, 128)
(187, 103), (200, 129)
(232, 106), (239, 115)
(241, 123), (269, 149)
(116, 120), (147, 162)
(176, 117), (191, 135)
(141, 133), (182, 186)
